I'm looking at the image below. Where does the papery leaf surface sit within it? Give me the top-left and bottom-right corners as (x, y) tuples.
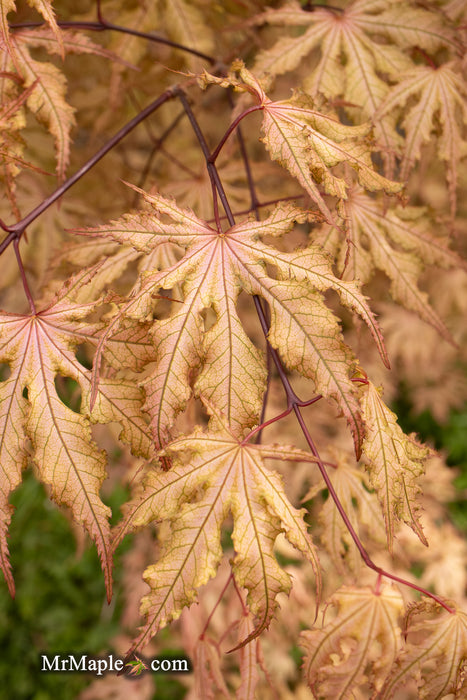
(306, 448), (386, 574)
(376, 62), (467, 216)
(79, 188), (389, 455)
(381, 600), (467, 699)
(301, 584), (404, 699)
(315, 187), (459, 340)
(113, 411), (321, 653)
(10, 35), (75, 181)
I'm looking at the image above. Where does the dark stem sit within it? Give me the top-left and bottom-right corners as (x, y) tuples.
(210, 105), (264, 165)
(241, 397), (322, 446)
(9, 19), (216, 65)
(412, 46), (437, 69)
(127, 98), (189, 203)
(175, 89), (236, 228)
(200, 572), (234, 639)
(229, 94), (271, 441)
(302, 2), (344, 12)
(14, 239), (36, 313)
(205, 195), (306, 225)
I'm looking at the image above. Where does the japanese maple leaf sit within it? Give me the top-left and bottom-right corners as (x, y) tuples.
(162, 0), (214, 69)
(252, 1), (458, 174)
(0, 282), (154, 597)
(360, 381), (432, 550)
(375, 61), (467, 217)
(80, 188), (389, 456)
(0, 82), (43, 211)
(1, 0), (63, 62)
(301, 584), (404, 699)
(253, 0), (457, 83)
(2, 27), (121, 181)
(199, 62), (402, 224)
(381, 599), (467, 699)
(315, 186), (462, 341)
(113, 409), (321, 653)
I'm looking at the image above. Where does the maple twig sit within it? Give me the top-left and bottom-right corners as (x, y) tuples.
(0, 88), (177, 256)
(200, 572), (234, 640)
(232, 576), (249, 616)
(205, 195), (308, 224)
(253, 297), (308, 409)
(257, 320), (273, 443)
(230, 104), (272, 441)
(302, 2), (344, 12)
(175, 88), (234, 228)
(13, 239), (36, 314)
(127, 95), (189, 201)
(412, 46), (437, 69)
(251, 282), (455, 614)
(9, 18), (216, 65)
(241, 397), (323, 445)
(179, 96), (310, 407)
(210, 105), (264, 165)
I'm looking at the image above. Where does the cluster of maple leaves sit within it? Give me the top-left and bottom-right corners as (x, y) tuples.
(1, 1), (467, 698)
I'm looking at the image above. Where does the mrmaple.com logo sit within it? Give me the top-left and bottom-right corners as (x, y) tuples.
(40, 653), (191, 676)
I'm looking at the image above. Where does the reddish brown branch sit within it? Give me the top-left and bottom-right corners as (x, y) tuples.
(0, 88), (177, 256)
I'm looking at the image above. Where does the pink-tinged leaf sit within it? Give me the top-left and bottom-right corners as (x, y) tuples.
(236, 613), (260, 700)
(15, 27), (131, 66)
(302, 584), (404, 699)
(381, 599), (467, 699)
(194, 637), (230, 700)
(316, 187), (458, 342)
(0, 303), (111, 597)
(307, 448), (386, 574)
(0, 281), (153, 597)
(375, 62), (467, 218)
(200, 62), (402, 222)
(26, 0), (64, 57)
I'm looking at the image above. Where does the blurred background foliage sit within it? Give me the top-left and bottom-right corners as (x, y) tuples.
(0, 392), (466, 699)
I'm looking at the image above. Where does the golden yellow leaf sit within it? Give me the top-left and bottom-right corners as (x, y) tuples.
(113, 409), (321, 653)
(360, 381), (431, 550)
